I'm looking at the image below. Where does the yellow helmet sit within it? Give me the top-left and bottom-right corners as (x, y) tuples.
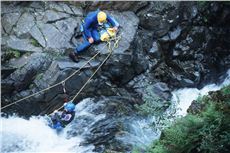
(97, 11), (107, 24)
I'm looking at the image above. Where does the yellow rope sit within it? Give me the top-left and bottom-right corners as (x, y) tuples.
(1, 35), (121, 113)
(1, 44), (108, 110)
(53, 36), (121, 113)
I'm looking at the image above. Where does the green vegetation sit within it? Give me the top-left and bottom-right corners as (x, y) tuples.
(30, 38), (41, 47)
(197, 1), (208, 8)
(135, 86), (170, 116)
(147, 85), (230, 153)
(1, 49), (21, 62)
(35, 73), (44, 80)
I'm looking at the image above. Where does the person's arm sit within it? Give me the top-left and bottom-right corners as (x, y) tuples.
(107, 14), (119, 28)
(83, 20), (92, 39)
(51, 110), (62, 121)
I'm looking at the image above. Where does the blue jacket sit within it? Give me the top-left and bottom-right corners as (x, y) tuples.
(83, 10), (119, 39)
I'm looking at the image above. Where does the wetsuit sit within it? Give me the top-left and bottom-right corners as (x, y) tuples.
(51, 110), (75, 128)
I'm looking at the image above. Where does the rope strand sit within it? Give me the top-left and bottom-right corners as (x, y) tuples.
(52, 36), (121, 113)
(1, 44), (108, 110)
(1, 36), (121, 113)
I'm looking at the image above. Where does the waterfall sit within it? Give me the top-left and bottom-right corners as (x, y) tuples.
(120, 70), (230, 150)
(0, 98), (99, 153)
(172, 69), (230, 116)
(1, 70), (230, 153)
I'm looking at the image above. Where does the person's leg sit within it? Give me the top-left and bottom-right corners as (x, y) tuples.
(75, 40), (91, 53)
(91, 29), (101, 43)
(75, 34), (91, 53)
(75, 28), (100, 52)
(70, 33), (91, 62)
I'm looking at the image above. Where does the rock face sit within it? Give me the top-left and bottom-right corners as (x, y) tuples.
(135, 1), (230, 89)
(1, 1), (230, 153)
(1, 1), (143, 115)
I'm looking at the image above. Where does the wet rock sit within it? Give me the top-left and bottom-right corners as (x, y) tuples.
(1, 2), (24, 14)
(102, 57), (143, 85)
(6, 36), (43, 52)
(128, 73), (172, 107)
(180, 78), (195, 87)
(1, 79), (15, 95)
(13, 12), (35, 38)
(152, 82), (172, 101)
(69, 97), (137, 152)
(83, 1), (148, 13)
(2, 12), (21, 34)
(43, 10), (70, 23)
(54, 17), (82, 43)
(149, 41), (161, 58)
(37, 22), (72, 50)
(46, 2), (83, 16)
(138, 1), (180, 37)
(180, 2), (198, 22)
(30, 25), (46, 48)
(84, 118), (121, 146)
(57, 59), (100, 70)
(1, 66), (17, 79)
(134, 29), (154, 54)
(169, 26), (182, 41)
(1, 53), (51, 93)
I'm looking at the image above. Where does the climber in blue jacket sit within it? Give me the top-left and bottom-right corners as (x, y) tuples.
(69, 10), (119, 62)
(49, 102), (76, 131)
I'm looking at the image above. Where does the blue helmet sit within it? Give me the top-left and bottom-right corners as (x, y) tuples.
(64, 102), (75, 112)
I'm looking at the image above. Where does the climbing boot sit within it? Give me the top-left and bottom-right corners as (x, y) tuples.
(69, 52), (79, 63)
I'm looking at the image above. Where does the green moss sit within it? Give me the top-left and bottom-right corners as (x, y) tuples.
(45, 51), (63, 60)
(221, 85), (230, 95)
(147, 142), (168, 153)
(35, 73), (44, 80)
(135, 86), (170, 116)
(1, 49), (22, 62)
(30, 38), (41, 47)
(197, 1), (208, 7)
(132, 147), (141, 153)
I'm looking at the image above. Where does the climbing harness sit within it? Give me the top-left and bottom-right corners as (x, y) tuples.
(1, 35), (121, 112)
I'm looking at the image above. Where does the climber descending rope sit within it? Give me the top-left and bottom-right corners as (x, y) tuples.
(1, 9), (121, 132)
(1, 35), (120, 111)
(1, 17), (121, 110)
(47, 36), (121, 131)
(1, 35), (120, 132)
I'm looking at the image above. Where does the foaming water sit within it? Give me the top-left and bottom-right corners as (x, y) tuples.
(0, 98), (98, 153)
(1, 116), (80, 153)
(116, 70), (230, 150)
(2, 70), (230, 152)
(172, 70), (230, 116)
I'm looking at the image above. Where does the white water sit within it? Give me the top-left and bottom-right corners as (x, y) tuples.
(1, 70), (230, 153)
(1, 116), (79, 153)
(0, 98), (98, 153)
(172, 69), (230, 116)
(123, 70), (230, 149)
